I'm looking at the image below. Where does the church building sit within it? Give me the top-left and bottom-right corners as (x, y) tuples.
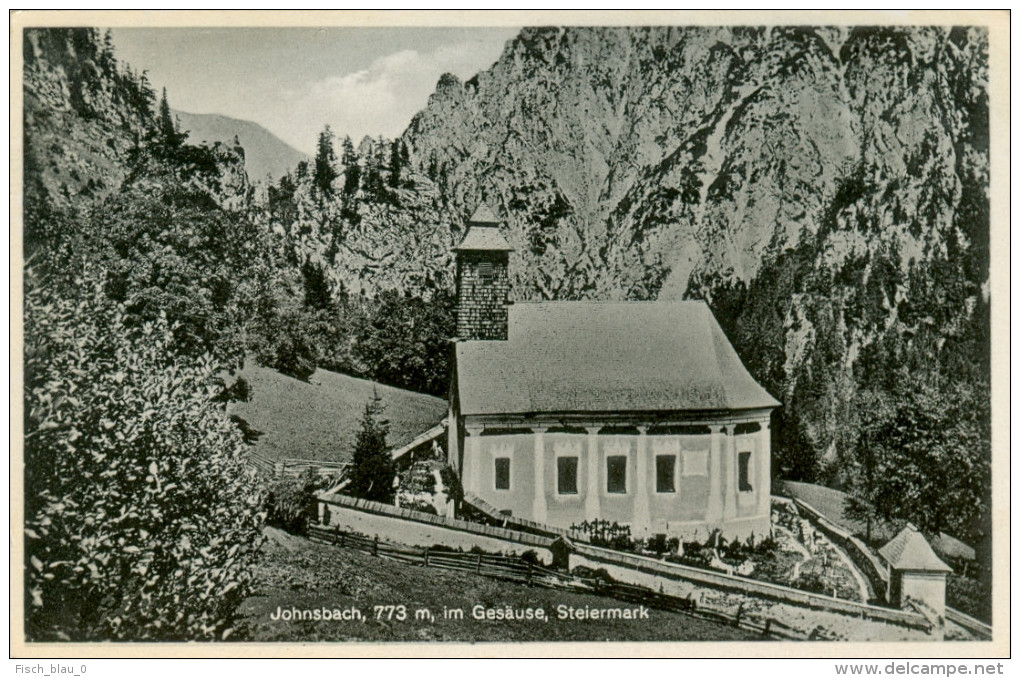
(447, 206), (780, 541)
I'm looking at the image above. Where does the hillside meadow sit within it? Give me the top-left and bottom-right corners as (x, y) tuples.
(229, 364), (448, 463)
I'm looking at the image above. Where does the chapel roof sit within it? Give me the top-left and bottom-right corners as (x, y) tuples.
(454, 300), (780, 416)
(878, 524), (953, 572)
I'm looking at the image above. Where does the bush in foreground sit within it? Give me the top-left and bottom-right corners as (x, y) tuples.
(24, 274), (265, 641)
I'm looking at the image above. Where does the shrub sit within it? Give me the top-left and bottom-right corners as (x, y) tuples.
(646, 533), (668, 555)
(792, 571), (828, 595)
(751, 535), (779, 557)
(265, 468), (328, 535)
(24, 275), (265, 641)
(519, 550), (542, 566)
(401, 499), (438, 515)
(669, 540), (714, 570)
(946, 572), (991, 623)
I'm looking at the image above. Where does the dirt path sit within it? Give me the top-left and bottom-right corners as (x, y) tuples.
(827, 538), (873, 603)
(775, 524), (811, 582)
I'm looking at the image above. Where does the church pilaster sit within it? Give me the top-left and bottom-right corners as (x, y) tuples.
(707, 424), (725, 525)
(633, 425), (651, 536)
(584, 426), (602, 520)
(532, 426), (549, 524)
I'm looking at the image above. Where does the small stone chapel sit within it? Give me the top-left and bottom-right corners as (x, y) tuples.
(447, 206), (780, 540)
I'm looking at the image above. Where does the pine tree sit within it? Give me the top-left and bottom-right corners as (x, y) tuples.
(156, 87), (183, 150)
(313, 125), (338, 196)
(341, 136), (360, 196)
(388, 139), (404, 188)
(346, 392), (395, 503)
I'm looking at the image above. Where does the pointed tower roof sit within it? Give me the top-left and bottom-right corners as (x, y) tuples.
(453, 204), (514, 252)
(469, 204), (501, 225)
(878, 524), (952, 572)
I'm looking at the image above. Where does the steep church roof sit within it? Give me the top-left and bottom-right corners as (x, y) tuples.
(454, 300), (780, 416)
(879, 524), (952, 572)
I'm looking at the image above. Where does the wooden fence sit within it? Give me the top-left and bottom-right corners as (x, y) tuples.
(247, 451), (349, 480)
(305, 523), (821, 640)
(319, 490), (556, 550)
(247, 450), (276, 477)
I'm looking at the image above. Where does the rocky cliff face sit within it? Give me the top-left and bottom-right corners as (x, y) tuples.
(371, 25), (987, 481)
(401, 26), (987, 303)
(23, 28), (252, 246)
(23, 29), (151, 219)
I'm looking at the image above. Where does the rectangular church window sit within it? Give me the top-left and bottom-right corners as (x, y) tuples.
(655, 455), (676, 493)
(738, 451), (753, 492)
(477, 261), (493, 285)
(606, 455), (627, 494)
(494, 457), (510, 490)
(557, 456), (578, 494)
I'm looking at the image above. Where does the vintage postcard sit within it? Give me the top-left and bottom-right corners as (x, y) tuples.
(9, 10), (1010, 662)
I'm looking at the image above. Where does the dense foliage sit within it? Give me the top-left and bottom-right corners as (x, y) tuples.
(23, 29), (269, 641)
(24, 274), (265, 640)
(844, 375), (990, 544)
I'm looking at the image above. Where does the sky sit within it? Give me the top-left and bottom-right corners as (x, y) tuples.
(110, 27), (520, 155)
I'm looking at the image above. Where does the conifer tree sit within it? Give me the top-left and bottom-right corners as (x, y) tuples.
(388, 139), (403, 188)
(156, 87), (183, 150)
(346, 392), (395, 503)
(341, 135), (360, 196)
(313, 125), (338, 196)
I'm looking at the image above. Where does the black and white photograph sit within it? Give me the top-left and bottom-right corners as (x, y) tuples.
(11, 10), (1009, 661)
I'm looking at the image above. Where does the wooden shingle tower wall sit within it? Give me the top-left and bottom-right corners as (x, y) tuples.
(453, 205), (514, 341)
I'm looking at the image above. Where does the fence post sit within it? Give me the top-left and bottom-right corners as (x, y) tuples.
(334, 524), (339, 545)
(374, 536), (379, 556)
(424, 548), (430, 568)
(339, 531), (345, 547)
(476, 553), (482, 575)
(527, 561), (534, 587)
(763, 619), (772, 637)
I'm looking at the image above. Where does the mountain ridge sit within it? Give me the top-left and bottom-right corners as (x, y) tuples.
(172, 110), (309, 183)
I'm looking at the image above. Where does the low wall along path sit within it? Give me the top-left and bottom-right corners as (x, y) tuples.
(314, 491), (988, 641)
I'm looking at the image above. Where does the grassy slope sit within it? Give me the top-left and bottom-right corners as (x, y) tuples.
(230, 365), (448, 463)
(780, 481), (890, 540)
(238, 528), (758, 643)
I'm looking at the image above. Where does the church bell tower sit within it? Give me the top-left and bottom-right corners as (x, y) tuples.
(453, 205), (514, 341)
